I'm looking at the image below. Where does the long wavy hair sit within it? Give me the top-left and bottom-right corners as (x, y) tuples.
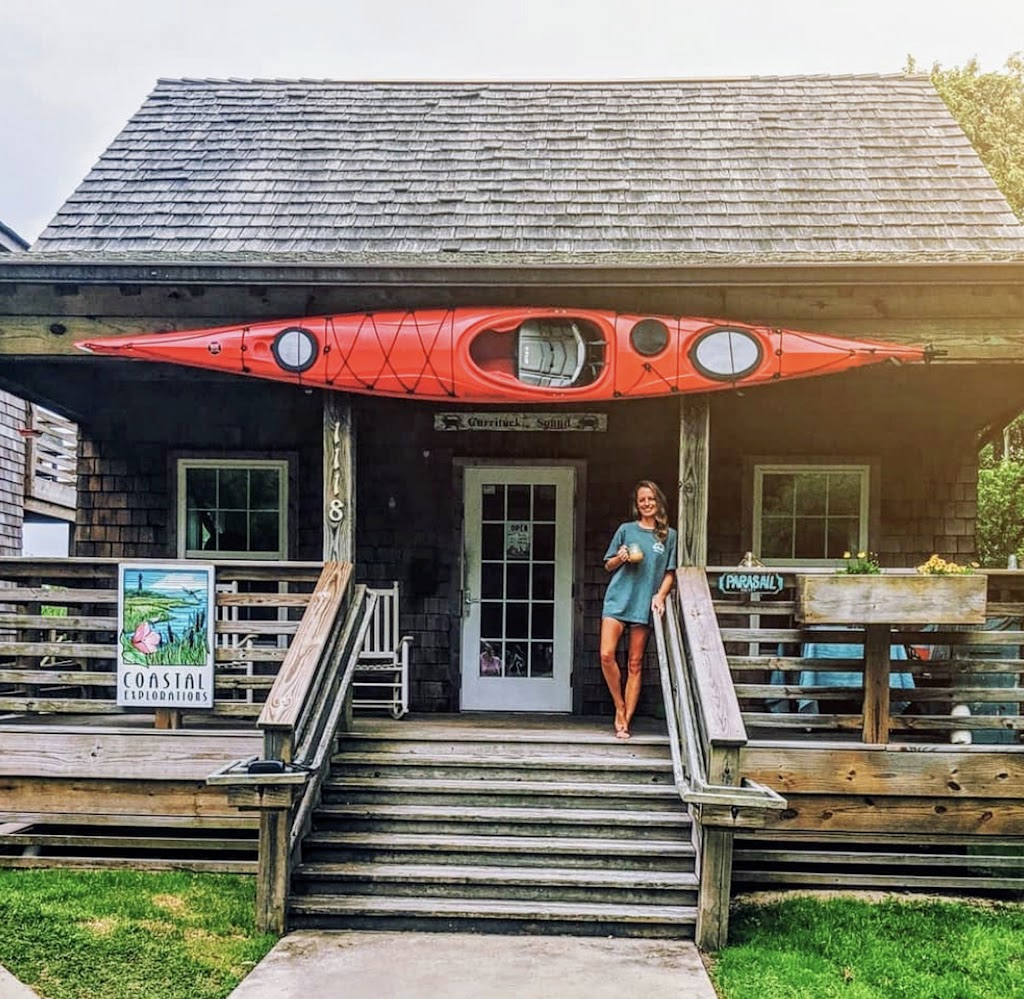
(631, 479), (670, 542)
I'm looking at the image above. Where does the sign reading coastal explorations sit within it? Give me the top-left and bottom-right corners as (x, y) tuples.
(718, 571), (785, 595)
(117, 563), (216, 709)
(434, 412), (608, 432)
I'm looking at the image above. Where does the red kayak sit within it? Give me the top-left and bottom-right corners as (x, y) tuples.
(76, 307), (927, 403)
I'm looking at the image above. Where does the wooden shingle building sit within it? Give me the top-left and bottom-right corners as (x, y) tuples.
(1, 76), (1023, 946)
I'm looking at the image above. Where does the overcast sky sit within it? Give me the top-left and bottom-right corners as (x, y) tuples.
(1, 0), (1021, 243)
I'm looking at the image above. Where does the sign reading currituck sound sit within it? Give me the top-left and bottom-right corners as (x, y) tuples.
(433, 412), (608, 432)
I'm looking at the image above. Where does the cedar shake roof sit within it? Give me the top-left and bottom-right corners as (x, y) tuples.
(31, 76), (1024, 262)
(0, 221), (28, 252)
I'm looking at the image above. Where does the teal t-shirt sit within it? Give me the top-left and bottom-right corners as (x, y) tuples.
(602, 522), (678, 625)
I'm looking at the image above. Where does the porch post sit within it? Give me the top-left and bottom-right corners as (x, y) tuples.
(323, 395), (355, 562)
(862, 623), (892, 744)
(678, 394), (710, 566)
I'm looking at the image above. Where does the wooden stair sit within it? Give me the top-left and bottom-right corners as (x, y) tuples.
(289, 719), (698, 937)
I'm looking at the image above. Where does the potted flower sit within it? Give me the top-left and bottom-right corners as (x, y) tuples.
(796, 552), (987, 625)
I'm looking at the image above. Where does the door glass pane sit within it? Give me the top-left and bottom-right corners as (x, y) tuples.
(506, 602), (529, 637)
(533, 524), (555, 561)
(482, 523), (504, 560)
(479, 641), (503, 677)
(506, 642), (528, 676)
(506, 563), (529, 599)
(534, 485), (556, 521)
(482, 484), (504, 521)
(533, 564), (554, 601)
(532, 642), (554, 677)
(505, 522), (531, 560)
(532, 603), (554, 639)
(481, 563), (503, 600)
(507, 485), (531, 520)
(481, 602), (503, 638)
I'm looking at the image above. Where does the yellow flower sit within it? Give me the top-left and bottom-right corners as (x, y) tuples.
(842, 551), (852, 559)
(856, 551), (867, 559)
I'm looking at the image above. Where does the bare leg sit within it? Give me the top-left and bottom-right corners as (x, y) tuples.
(600, 617), (628, 736)
(623, 624), (651, 732)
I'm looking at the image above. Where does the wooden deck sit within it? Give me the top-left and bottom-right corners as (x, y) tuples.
(704, 566), (1024, 896)
(1, 557), (1022, 942)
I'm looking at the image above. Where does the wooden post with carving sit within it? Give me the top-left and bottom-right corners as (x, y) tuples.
(678, 394), (709, 567)
(323, 395), (355, 562)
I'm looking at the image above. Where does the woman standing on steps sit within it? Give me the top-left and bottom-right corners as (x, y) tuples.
(600, 480), (677, 740)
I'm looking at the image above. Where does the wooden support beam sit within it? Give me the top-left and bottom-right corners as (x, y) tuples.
(323, 395), (355, 562)
(862, 623), (891, 744)
(677, 394), (709, 567)
(257, 806), (291, 935)
(696, 827), (734, 951)
(696, 742), (740, 949)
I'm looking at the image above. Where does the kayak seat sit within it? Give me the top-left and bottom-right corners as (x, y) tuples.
(516, 319), (586, 388)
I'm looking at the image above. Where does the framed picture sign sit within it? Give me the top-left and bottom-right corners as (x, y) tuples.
(116, 563), (216, 709)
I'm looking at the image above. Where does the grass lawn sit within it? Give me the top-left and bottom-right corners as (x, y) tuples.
(711, 894), (1024, 999)
(0, 870), (277, 999)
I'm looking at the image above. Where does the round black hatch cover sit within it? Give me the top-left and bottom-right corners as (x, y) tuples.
(630, 319), (670, 357)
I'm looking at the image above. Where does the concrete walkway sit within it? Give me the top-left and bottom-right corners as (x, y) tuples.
(0, 963), (41, 998)
(228, 931), (719, 999)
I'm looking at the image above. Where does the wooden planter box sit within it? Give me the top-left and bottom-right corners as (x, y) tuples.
(796, 573), (988, 625)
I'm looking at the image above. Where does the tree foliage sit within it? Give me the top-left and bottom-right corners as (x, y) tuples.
(977, 460), (1024, 566)
(907, 53), (1024, 221)
(908, 54), (1024, 563)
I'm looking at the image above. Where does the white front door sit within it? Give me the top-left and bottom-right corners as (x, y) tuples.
(461, 466), (575, 712)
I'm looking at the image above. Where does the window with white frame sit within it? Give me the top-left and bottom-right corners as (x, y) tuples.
(752, 464), (870, 564)
(177, 459), (288, 559)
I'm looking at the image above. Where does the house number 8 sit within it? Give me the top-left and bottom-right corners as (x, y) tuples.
(327, 498), (345, 523)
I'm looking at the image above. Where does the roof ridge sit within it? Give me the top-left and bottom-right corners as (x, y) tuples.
(154, 74), (932, 87)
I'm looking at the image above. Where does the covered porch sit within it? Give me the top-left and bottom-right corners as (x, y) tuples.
(1, 555), (1021, 947)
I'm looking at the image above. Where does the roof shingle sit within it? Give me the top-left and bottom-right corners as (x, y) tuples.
(32, 76), (1024, 261)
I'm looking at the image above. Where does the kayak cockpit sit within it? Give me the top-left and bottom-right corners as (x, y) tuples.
(469, 318), (606, 389)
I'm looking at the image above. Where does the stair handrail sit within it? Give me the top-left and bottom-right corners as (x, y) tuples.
(653, 568), (785, 951)
(653, 577), (784, 811)
(288, 587), (378, 855)
(209, 560), (378, 933)
(258, 561), (354, 761)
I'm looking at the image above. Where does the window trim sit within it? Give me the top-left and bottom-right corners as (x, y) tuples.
(749, 460), (874, 566)
(176, 458), (290, 560)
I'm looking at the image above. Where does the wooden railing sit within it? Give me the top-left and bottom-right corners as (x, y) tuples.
(711, 567), (1024, 746)
(209, 562), (378, 932)
(23, 404), (76, 515)
(0, 557), (321, 721)
(652, 567), (784, 950)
